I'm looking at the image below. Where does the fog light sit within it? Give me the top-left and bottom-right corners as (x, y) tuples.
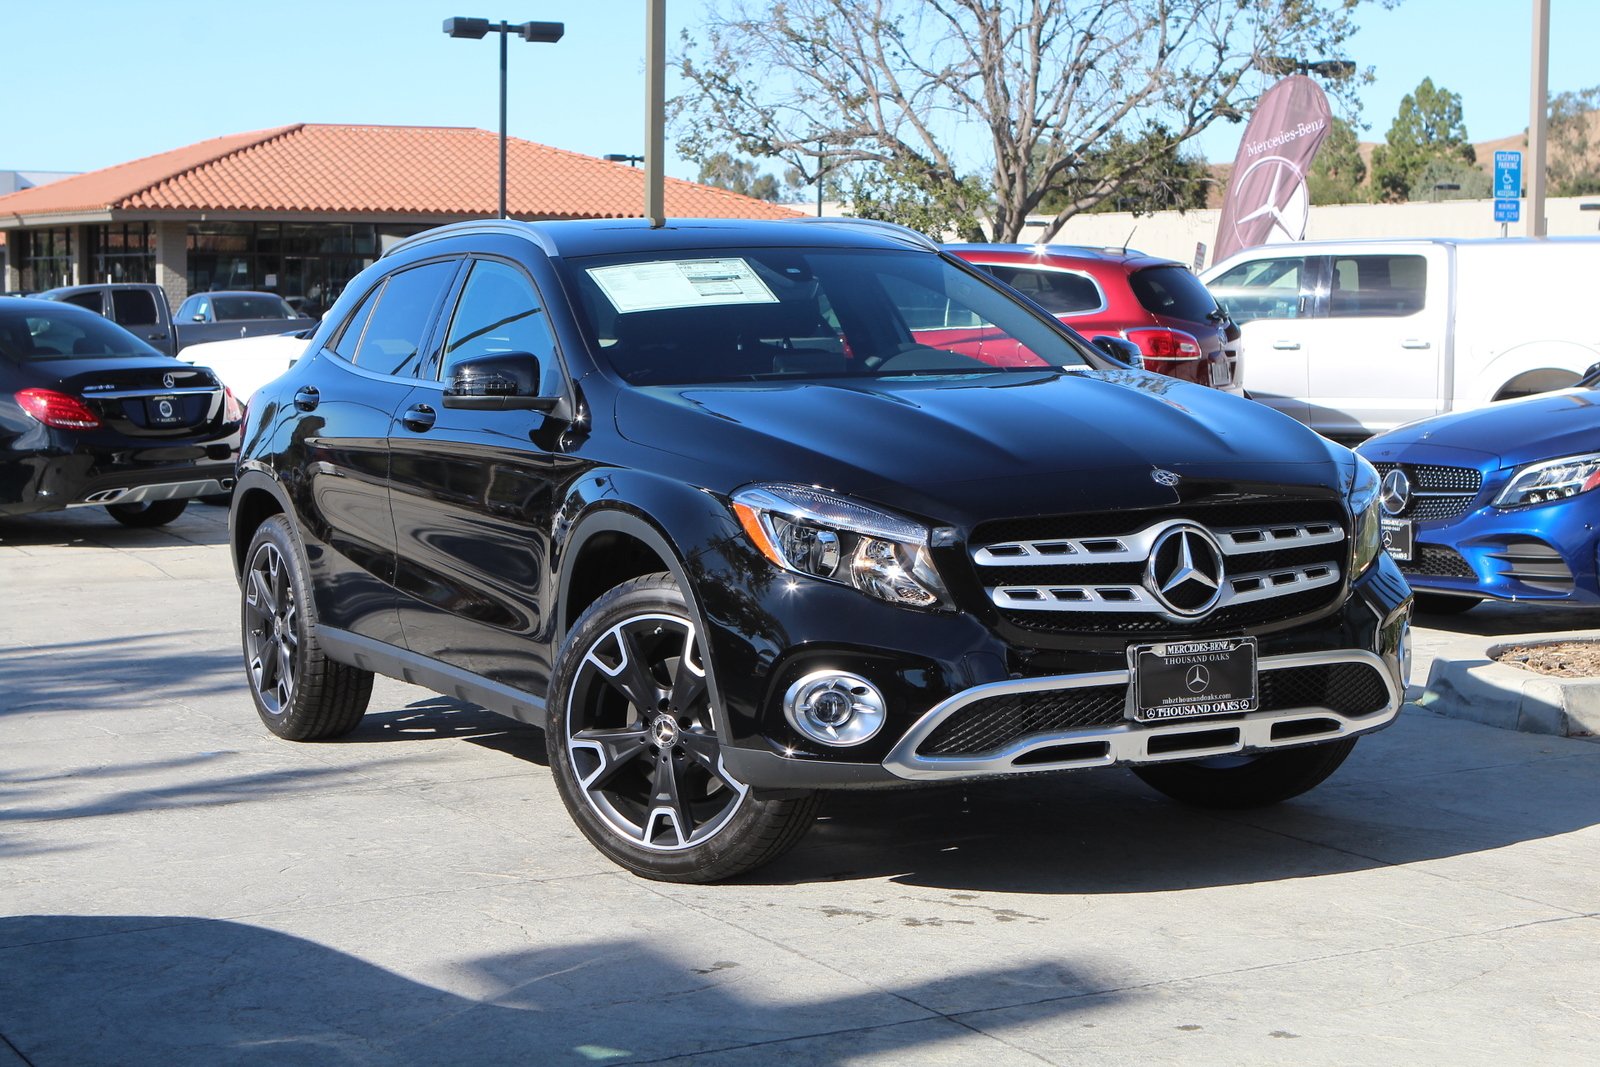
(783, 671), (887, 747)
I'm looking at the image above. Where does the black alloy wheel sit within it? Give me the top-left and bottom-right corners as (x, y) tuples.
(240, 516), (372, 740)
(548, 574), (818, 882)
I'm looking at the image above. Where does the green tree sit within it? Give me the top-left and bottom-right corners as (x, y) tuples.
(1307, 118), (1368, 205)
(695, 151), (803, 202)
(1038, 127), (1214, 217)
(1548, 86), (1600, 197)
(846, 156), (989, 240)
(1369, 78), (1475, 201)
(674, 0), (1379, 242)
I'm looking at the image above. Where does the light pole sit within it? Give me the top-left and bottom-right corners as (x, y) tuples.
(604, 154), (644, 167)
(443, 16), (565, 219)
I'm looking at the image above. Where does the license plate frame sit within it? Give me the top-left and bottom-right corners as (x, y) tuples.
(145, 394), (184, 426)
(1128, 637), (1259, 723)
(1380, 517), (1415, 563)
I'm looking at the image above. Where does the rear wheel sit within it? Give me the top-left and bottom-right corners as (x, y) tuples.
(1413, 592), (1480, 615)
(107, 499), (188, 527)
(1132, 738), (1358, 809)
(547, 573), (819, 883)
(241, 515), (373, 740)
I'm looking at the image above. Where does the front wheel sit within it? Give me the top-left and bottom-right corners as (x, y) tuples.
(547, 573), (819, 883)
(1132, 737), (1358, 809)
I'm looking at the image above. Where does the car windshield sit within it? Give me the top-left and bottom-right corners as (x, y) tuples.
(0, 304), (161, 361)
(563, 247), (1097, 386)
(212, 294), (294, 320)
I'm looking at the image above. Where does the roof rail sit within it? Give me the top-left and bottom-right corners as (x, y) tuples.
(784, 216), (940, 252)
(385, 218), (558, 258)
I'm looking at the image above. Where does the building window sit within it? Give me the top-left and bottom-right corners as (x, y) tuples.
(19, 228), (74, 291)
(89, 223), (155, 284)
(186, 221), (424, 318)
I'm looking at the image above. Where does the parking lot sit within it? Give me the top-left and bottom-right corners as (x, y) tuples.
(3, 504), (1599, 1066)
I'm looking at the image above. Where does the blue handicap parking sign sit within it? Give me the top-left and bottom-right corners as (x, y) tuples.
(1494, 151), (1522, 201)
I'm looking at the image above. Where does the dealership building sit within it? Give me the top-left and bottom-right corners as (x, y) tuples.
(0, 124), (795, 312)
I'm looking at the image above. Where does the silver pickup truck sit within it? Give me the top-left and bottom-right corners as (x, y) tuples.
(36, 282), (307, 358)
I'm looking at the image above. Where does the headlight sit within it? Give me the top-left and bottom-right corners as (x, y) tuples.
(730, 483), (952, 610)
(1348, 453), (1382, 575)
(1493, 452), (1600, 508)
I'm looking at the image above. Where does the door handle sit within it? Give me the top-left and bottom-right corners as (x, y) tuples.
(401, 404), (436, 432)
(1401, 339), (1432, 349)
(1271, 340), (1301, 351)
(146, 332), (167, 341)
(293, 386), (319, 412)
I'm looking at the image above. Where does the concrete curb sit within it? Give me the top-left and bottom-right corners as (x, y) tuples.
(1421, 638), (1600, 737)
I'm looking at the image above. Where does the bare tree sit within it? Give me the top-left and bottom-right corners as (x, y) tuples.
(675, 0), (1380, 241)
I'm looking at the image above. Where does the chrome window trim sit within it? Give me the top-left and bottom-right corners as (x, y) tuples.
(881, 649), (1400, 781)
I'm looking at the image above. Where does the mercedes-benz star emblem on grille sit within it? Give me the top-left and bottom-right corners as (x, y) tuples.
(1151, 469), (1181, 487)
(162, 373), (176, 389)
(1380, 468), (1412, 516)
(1186, 664), (1211, 693)
(1144, 524), (1226, 617)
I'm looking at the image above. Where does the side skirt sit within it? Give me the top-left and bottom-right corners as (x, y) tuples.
(319, 627), (549, 728)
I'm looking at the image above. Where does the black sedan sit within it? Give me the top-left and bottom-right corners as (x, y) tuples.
(1, 299), (240, 527)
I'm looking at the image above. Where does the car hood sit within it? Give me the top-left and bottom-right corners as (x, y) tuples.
(615, 370), (1349, 526)
(1362, 389), (1600, 469)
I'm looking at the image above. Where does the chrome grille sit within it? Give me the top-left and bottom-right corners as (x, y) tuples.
(970, 500), (1347, 635)
(1371, 462), (1482, 523)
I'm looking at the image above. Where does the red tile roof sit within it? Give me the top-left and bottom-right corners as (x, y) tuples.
(0, 124), (798, 222)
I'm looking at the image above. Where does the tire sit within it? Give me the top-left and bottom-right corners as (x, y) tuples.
(546, 573), (819, 883)
(107, 499), (188, 527)
(240, 515), (373, 740)
(1132, 737), (1358, 809)
(1413, 592), (1480, 615)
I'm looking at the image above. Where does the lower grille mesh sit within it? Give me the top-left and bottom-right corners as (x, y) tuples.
(916, 660), (1392, 758)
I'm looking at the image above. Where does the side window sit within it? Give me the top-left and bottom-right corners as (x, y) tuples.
(348, 260), (457, 376)
(64, 292), (103, 314)
(327, 283), (384, 361)
(984, 266), (1103, 315)
(436, 260), (561, 392)
(1208, 258), (1311, 323)
(110, 289), (160, 327)
(1328, 255), (1427, 318)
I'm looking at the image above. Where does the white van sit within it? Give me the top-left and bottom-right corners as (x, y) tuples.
(1200, 237), (1600, 439)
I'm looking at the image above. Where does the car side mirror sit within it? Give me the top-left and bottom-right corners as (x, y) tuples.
(192, 314), (206, 323)
(442, 351), (559, 412)
(1091, 335), (1145, 370)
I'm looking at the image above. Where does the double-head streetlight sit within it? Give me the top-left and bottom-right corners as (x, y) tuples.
(1261, 56), (1357, 79)
(603, 153), (645, 167)
(443, 16), (565, 219)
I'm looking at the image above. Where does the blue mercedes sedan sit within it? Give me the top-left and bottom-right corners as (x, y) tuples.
(1357, 371), (1600, 614)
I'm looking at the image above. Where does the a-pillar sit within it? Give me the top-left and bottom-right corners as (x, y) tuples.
(153, 220), (189, 311)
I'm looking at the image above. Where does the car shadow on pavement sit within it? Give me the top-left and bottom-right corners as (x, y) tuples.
(0, 508), (229, 548)
(0, 634), (241, 717)
(0, 916), (1115, 1065)
(351, 698), (550, 767)
(1416, 599), (1600, 637)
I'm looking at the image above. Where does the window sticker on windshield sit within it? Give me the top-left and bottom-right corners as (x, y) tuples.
(587, 258), (779, 314)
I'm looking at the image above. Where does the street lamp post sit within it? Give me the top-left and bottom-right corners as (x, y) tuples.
(443, 16), (565, 219)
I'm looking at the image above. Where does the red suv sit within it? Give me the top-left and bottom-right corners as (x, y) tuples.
(949, 244), (1242, 391)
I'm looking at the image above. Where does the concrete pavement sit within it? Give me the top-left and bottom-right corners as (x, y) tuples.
(2, 504), (1598, 1065)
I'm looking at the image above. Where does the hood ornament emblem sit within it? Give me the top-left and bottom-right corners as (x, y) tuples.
(1151, 469), (1181, 487)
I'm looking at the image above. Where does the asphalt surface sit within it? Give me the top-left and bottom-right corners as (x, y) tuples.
(3, 504), (1599, 1066)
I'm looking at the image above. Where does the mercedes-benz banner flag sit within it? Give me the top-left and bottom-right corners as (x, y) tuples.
(1212, 75), (1333, 265)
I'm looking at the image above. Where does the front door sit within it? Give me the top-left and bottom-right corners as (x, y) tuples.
(1206, 253), (1321, 425)
(387, 257), (576, 697)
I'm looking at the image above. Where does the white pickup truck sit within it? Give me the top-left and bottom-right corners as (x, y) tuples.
(1201, 237), (1600, 440)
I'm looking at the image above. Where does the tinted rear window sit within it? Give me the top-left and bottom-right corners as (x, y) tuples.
(1128, 266), (1220, 323)
(212, 294), (293, 320)
(981, 265), (1104, 315)
(0, 304), (160, 361)
(111, 288), (162, 327)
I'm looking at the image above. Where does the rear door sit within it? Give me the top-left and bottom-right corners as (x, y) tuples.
(1205, 253), (1322, 424)
(1303, 248), (1447, 437)
(109, 287), (173, 352)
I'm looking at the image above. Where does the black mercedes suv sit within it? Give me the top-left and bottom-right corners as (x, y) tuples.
(230, 217), (1412, 882)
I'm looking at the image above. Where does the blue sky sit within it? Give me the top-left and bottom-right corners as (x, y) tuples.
(3, 1), (1595, 187)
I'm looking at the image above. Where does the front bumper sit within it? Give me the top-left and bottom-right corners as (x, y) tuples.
(709, 538), (1411, 790)
(1398, 497), (1600, 604)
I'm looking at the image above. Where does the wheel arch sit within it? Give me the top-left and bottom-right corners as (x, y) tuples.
(229, 469), (290, 580)
(1472, 341), (1598, 404)
(557, 506), (697, 642)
